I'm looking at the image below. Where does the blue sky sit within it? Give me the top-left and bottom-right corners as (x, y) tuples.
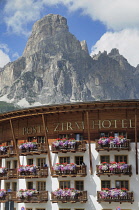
(0, 0), (139, 68)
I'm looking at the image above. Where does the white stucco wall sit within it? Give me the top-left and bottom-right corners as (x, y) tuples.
(0, 143), (138, 210)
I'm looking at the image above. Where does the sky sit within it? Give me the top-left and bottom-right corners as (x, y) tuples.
(0, 0), (139, 68)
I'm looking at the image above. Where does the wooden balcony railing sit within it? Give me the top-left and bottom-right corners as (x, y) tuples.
(0, 167), (48, 180)
(97, 191), (134, 204)
(51, 191), (87, 203)
(0, 191), (48, 203)
(18, 143), (48, 155)
(0, 146), (16, 158)
(51, 165), (87, 177)
(16, 191), (48, 203)
(18, 167), (48, 178)
(96, 165), (132, 177)
(96, 139), (130, 152)
(51, 140), (86, 153)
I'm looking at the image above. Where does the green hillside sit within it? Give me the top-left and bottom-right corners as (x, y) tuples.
(0, 101), (20, 113)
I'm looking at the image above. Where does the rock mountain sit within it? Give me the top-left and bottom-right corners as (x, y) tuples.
(0, 14), (139, 108)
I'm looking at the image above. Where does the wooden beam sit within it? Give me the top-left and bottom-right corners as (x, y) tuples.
(86, 111), (93, 175)
(42, 114), (52, 174)
(9, 119), (20, 167)
(135, 109), (138, 174)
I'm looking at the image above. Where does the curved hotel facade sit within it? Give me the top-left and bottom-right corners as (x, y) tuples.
(0, 100), (138, 210)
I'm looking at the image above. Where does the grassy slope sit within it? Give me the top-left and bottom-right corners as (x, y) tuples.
(0, 101), (20, 113)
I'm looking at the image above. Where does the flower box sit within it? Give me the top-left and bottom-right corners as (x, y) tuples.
(99, 188), (128, 198)
(18, 165), (37, 175)
(52, 138), (76, 149)
(17, 189), (38, 198)
(98, 136), (127, 146)
(18, 142), (38, 151)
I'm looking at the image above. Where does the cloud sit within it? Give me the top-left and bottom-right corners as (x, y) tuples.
(4, 0), (43, 36)
(3, 0), (139, 35)
(91, 29), (139, 67)
(2, 0), (139, 66)
(12, 52), (19, 59)
(0, 44), (11, 68)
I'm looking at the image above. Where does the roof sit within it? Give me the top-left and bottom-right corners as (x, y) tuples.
(0, 99), (139, 122)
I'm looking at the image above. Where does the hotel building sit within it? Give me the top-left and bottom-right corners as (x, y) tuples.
(0, 100), (138, 210)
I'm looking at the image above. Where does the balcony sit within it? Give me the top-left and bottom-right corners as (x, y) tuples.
(15, 191), (48, 203)
(18, 166), (48, 178)
(18, 142), (48, 155)
(96, 163), (132, 177)
(96, 137), (130, 152)
(52, 165), (87, 177)
(0, 167), (48, 180)
(51, 139), (86, 153)
(97, 189), (134, 204)
(0, 146), (16, 158)
(51, 189), (87, 203)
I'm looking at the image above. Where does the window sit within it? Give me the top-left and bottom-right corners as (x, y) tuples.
(100, 132), (109, 137)
(13, 160), (17, 169)
(27, 182), (33, 189)
(37, 181), (46, 191)
(75, 133), (83, 140)
(100, 132), (126, 138)
(28, 137), (34, 142)
(59, 181), (70, 189)
(59, 134), (70, 139)
(75, 156), (84, 165)
(5, 182), (10, 191)
(75, 181), (84, 191)
(37, 136), (45, 143)
(12, 182), (17, 191)
(6, 161), (11, 169)
(100, 156), (110, 163)
(101, 181), (110, 189)
(114, 132), (126, 137)
(115, 155), (128, 163)
(27, 158), (33, 165)
(37, 158), (46, 167)
(6, 141), (10, 146)
(115, 180), (129, 190)
(59, 157), (70, 164)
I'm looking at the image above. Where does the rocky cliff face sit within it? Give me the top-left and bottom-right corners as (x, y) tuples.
(0, 14), (139, 107)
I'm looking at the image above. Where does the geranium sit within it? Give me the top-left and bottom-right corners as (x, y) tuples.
(100, 188), (109, 198)
(52, 138), (76, 148)
(98, 136), (127, 146)
(17, 189), (38, 198)
(18, 165), (37, 173)
(98, 137), (110, 145)
(117, 162), (128, 170)
(100, 188), (128, 198)
(0, 189), (6, 197)
(18, 142), (37, 150)
(52, 188), (80, 197)
(0, 167), (7, 174)
(109, 188), (127, 197)
(53, 163), (77, 171)
(98, 162), (108, 171)
(0, 146), (7, 152)
(109, 162), (118, 171)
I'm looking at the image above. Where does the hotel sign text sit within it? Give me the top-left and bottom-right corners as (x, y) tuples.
(22, 119), (134, 135)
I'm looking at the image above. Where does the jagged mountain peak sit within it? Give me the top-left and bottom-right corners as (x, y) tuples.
(23, 14), (69, 57)
(0, 14), (139, 108)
